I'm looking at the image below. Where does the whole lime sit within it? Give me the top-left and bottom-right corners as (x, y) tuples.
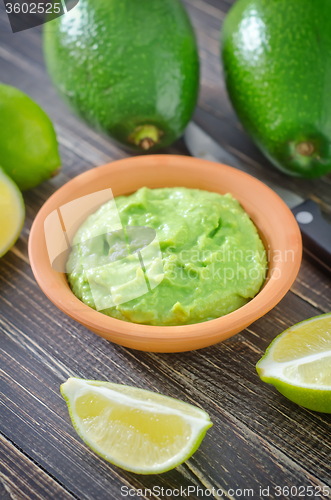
(0, 83), (61, 190)
(43, 0), (199, 151)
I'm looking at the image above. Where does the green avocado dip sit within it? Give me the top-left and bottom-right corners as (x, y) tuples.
(67, 187), (267, 326)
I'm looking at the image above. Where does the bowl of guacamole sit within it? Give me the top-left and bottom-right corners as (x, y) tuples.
(29, 155), (302, 352)
(67, 187), (268, 326)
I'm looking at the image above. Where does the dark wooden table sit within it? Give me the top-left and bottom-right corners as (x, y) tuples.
(1, 1), (331, 499)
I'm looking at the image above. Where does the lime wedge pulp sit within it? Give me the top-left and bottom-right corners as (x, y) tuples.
(257, 313), (331, 413)
(0, 167), (25, 258)
(61, 378), (212, 474)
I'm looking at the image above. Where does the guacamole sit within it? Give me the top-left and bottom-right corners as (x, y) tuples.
(67, 187), (267, 326)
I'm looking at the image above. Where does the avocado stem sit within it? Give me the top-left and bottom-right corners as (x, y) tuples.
(129, 125), (163, 150)
(296, 141), (315, 156)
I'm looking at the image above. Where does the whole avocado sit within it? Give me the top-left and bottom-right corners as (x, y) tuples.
(222, 0), (331, 178)
(44, 0), (199, 151)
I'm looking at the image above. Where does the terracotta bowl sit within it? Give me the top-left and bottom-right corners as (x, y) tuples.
(28, 155), (302, 352)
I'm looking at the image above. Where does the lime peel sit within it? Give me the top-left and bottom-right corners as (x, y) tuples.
(0, 83), (61, 190)
(61, 377), (212, 474)
(257, 313), (331, 413)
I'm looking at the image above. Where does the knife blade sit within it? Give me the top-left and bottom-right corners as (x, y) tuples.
(184, 122), (331, 271)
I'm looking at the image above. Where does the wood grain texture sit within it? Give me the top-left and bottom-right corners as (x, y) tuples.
(0, 433), (77, 500)
(1, 302), (329, 500)
(1, 0), (331, 499)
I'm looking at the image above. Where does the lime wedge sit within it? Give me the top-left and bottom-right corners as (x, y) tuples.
(257, 313), (331, 413)
(0, 167), (25, 258)
(61, 378), (212, 474)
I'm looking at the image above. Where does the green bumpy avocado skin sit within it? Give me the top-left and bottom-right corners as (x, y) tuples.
(221, 0), (331, 178)
(43, 0), (199, 151)
(66, 187), (267, 326)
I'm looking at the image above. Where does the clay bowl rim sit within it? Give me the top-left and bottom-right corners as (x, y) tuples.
(28, 155), (302, 351)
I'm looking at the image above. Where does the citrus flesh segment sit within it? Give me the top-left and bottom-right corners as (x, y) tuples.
(256, 313), (331, 412)
(61, 378), (212, 474)
(283, 355), (331, 386)
(272, 314), (331, 362)
(0, 167), (25, 258)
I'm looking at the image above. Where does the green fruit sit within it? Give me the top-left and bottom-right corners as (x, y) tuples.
(0, 84), (61, 190)
(256, 313), (331, 413)
(61, 378), (212, 474)
(222, 0), (331, 178)
(43, 0), (199, 152)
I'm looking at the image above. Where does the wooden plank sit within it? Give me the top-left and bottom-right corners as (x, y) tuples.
(0, 433), (77, 500)
(0, 20), (330, 481)
(184, 0), (226, 21)
(291, 259), (331, 313)
(1, 0), (331, 497)
(1, 320), (329, 500)
(1, 252), (331, 487)
(0, 358), (208, 500)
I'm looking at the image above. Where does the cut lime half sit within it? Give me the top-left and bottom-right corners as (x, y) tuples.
(0, 167), (25, 258)
(61, 378), (212, 474)
(257, 313), (331, 413)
